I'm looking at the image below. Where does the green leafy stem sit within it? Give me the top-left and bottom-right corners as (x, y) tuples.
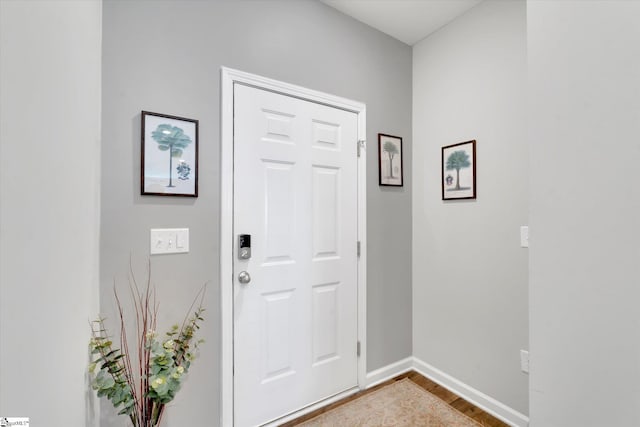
(88, 265), (206, 427)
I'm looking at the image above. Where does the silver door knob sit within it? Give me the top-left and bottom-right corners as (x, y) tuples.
(238, 271), (251, 284)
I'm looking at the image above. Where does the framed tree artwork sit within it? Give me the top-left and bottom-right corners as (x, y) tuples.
(141, 111), (198, 197)
(378, 133), (403, 187)
(442, 140), (476, 200)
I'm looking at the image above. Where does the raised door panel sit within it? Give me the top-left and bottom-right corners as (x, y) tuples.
(307, 102), (358, 400)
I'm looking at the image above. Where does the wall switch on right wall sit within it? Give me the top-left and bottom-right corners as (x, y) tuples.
(520, 349), (529, 374)
(520, 226), (529, 248)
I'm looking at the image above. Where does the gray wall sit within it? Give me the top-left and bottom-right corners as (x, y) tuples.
(0, 1), (102, 425)
(8, 2), (640, 425)
(528, 2), (640, 426)
(412, 0), (529, 416)
(101, 0), (412, 424)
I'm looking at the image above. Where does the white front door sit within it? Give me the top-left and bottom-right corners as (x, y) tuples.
(233, 83), (359, 427)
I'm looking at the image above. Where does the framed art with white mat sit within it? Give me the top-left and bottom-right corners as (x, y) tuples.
(378, 133), (403, 187)
(442, 140), (476, 200)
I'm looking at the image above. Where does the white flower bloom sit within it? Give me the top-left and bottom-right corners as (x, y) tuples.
(151, 377), (165, 389)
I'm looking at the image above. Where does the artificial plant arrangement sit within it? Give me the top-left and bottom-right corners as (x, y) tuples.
(88, 268), (205, 427)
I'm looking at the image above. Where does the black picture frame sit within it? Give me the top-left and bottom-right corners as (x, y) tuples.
(378, 133), (403, 187)
(141, 111), (199, 197)
(442, 140), (476, 200)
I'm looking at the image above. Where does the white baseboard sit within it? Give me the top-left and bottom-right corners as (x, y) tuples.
(364, 356), (413, 388)
(364, 357), (529, 427)
(412, 357), (529, 427)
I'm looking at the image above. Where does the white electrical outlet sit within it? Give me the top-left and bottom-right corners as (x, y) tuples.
(520, 226), (529, 248)
(520, 349), (529, 374)
(150, 228), (189, 255)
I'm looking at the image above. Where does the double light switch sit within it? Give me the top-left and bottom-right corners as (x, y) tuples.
(150, 228), (189, 254)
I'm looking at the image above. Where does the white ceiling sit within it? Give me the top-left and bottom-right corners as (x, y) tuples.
(320, 0), (483, 46)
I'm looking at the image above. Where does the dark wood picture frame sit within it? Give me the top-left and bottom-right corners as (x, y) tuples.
(378, 133), (403, 187)
(141, 111), (199, 197)
(442, 140), (476, 200)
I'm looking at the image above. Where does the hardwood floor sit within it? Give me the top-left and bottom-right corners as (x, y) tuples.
(281, 370), (510, 427)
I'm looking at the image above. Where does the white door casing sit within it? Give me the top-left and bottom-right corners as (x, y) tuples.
(220, 68), (367, 427)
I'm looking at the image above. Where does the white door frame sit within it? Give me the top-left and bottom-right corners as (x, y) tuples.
(220, 67), (367, 426)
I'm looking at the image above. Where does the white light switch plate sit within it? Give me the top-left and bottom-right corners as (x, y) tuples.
(150, 228), (189, 255)
(520, 226), (529, 248)
(520, 349), (530, 374)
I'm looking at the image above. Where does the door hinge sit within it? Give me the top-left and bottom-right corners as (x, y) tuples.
(357, 341), (361, 357)
(357, 241), (361, 257)
(357, 139), (366, 157)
